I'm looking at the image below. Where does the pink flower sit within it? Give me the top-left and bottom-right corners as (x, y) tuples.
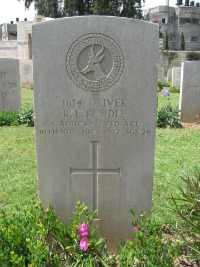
(78, 222), (89, 237)
(80, 237), (89, 251)
(133, 226), (139, 232)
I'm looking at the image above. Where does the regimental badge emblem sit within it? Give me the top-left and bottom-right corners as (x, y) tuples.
(66, 33), (124, 92)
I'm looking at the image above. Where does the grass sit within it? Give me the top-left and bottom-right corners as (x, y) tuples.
(0, 88), (36, 211)
(0, 126), (37, 211)
(153, 128), (200, 225)
(0, 90), (199, 226)
(157, 91), (180, 109)
(21, 87), (34, 107)
(154, 92), (199, 224)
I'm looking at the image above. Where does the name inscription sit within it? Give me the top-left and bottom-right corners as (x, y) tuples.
(38, 98), (151, 137)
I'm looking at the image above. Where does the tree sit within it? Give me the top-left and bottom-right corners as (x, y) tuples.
(23, 0), (34, 9)
(64, 0), (93, 16)
(93, 0), (112, 15)
(120, 0), (143, 19)
(19, 0), (145, 18)
(180, 32), (185, 51)
(36, 0), (63, 18)
(21, 0), (63, 17)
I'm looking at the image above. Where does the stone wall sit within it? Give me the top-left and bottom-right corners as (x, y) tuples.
(159, 50), (200, 76)
(17, 21), (33, 60)
(1, 40), (200, 83)
(0, 41), (18, 58)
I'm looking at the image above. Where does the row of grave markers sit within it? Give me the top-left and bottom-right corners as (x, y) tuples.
(1, 58), (199, 124)
(0, 59), (21, 111)
(165, 64), (200, 122)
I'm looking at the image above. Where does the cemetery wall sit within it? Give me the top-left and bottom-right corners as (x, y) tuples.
(1, 17), (200, 83)
(159, 50), (200, 76)
(17, 21), (33, 60)
(0, 41), (18, 58)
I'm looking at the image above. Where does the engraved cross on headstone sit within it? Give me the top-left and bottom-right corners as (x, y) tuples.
(0, 72), (17, 110)
(70, 141), (121, 216)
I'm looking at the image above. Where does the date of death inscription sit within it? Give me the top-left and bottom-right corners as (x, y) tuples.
(38, 98), (152, 137)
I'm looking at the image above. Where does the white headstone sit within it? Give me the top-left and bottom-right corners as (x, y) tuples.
(172, 67), (181, 86)
(158, 66), (165, 82)
(167, 68), (172, 83)
(180, 61), (200, 123)
(33, 16), (158, 252)
(0, 58), (21, 112)
(20, 60), (33, 83)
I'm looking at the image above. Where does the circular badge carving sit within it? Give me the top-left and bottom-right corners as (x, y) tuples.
(66, 33), (124, 92)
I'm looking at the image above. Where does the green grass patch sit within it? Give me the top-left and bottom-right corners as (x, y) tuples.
(0, 126), (37, 211)
(153, 128), (200, 225)
(157, 91), (180, 109)
(21, 88), (34, 107)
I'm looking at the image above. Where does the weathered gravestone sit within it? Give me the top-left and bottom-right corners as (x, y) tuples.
(0, 58), (21, 112)
(172, 67), (181, 86)
(20, 61), (33, 83)
(167, 68), (172, 83)
(158, 66), (165, 82)
(33, 16), (158, 252)
(180, 61), (200, 123)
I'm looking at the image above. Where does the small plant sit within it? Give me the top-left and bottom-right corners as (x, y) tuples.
(169, 85), (180, 93)
(0, 203), (47, 266)
(118, 209), (179, 266)
(157, 104), (182, 128)
(59, 201), (116, 266)
(19, 105), (34, 126)
(186, 52), (200, 61)
(0, 202), (116, 266)
(29, 81), (33, 90)
(162, 51), (178, 64)
(158, 80), (171, 90)
(0, 111), (20, 126)
(168, 170), (200, 262)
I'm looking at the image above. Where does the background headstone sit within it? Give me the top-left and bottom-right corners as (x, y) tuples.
(167, 68), (172, 83)
(172, 66), (181, 86)
(180, 61), (200, 123)
(0, 58), (21, 112)
(33, 16), (158, 252)
(20, 60), (33, 83)
(158, 66), (165, 82)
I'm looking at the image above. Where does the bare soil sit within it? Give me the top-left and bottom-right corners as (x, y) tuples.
(181, 122), (200, 129)
(163, 229), (200, 267)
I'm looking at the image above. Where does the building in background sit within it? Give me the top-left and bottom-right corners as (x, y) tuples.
(0, 16), (47, 82)
(1, 21), (17, 41)
(144, 0), (200, 51)
(1, 2), (200, 82)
